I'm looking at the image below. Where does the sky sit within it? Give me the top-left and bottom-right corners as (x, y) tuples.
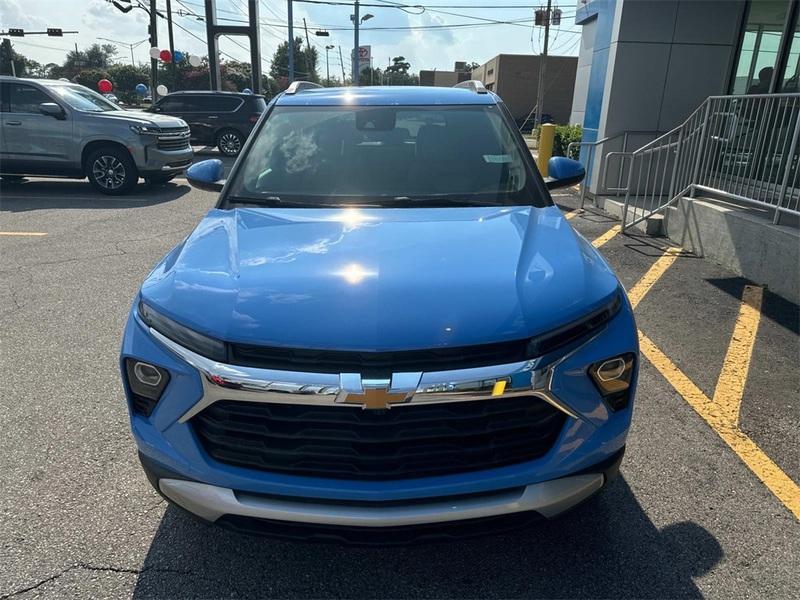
(0, 0), (583, 78)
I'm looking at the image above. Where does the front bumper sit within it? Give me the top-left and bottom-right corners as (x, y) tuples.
(141, 448), (623, 541)
(133, 138), (194, 175)
(121, 296), (638, 527)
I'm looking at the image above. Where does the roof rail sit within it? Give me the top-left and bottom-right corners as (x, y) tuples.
(285, 80), (323, 95)
(454, 80), (488, 94)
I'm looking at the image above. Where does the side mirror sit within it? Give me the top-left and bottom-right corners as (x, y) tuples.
(39, 102), (65, 120)
(545, 156), (585, 190)
(187, 159), (225, 192)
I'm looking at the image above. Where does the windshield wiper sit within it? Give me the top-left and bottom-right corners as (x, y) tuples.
(390, 195), (505, 207)
(225, 195), (324, 208)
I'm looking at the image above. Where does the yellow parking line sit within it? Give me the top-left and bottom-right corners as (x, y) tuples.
(713, 285), (763, 425)
(0, 232), (47, 236)
(564, 210), (578, 220)
(624, 250), (798, 518)
(591, 224), (621, 248)
(639, 330), (800, 519)
(627, 247), (682, 309)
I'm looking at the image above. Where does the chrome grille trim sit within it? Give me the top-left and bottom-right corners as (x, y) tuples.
(145, 328), (585, 424)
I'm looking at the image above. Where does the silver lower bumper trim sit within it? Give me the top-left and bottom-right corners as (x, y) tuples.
(159, 474), (604, 526)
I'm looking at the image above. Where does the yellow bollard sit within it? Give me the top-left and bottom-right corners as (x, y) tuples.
(536, 123), (556, 178)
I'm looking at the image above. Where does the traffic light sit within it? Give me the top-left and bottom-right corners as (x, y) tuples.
(47, 28), (63, 37)
(8, 28), (24, 37)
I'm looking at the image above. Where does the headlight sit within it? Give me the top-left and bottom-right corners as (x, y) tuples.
(527, 291), (622, 358)
(130, 124), (161, 135)
(137, 300), (227, 362)
(589, 352), (636, 411)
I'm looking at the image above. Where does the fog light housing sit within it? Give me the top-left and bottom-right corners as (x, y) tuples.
(125, 358), (170, 416)
(589, 353), (636, 411)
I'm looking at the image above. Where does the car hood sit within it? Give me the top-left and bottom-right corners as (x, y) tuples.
(95, 109), (186, 129)
(140, 205), (620, 351)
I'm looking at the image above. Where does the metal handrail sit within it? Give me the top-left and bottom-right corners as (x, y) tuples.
(565, 131), (660, 209)
(612, 93), (800, 231)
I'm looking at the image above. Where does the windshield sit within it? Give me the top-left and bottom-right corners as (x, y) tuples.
(225, 104), (544, 208)
(51, 85), (120, 112)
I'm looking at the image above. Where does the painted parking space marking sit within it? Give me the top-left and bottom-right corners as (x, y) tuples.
(591, 224), (621, 249)
(0, 232), (48, 237)
(713, 285), (763, 425)
(627, 247), (683, 309)
(564, 210), (578, 220)
(587, 230), (800, 519)
(639, 329), (800, 520)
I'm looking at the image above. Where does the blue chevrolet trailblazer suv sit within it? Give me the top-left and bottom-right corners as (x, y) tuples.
(120, 81), (638, 543)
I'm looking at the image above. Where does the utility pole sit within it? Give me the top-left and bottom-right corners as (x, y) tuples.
(534, 0), (552, 129)
(303, 18), (312, 79)
(325, 44), (334, 83)
(2, 39), (16, 76)
(352, 0), (359, 86)
(165, 0), (176, 80)
(287, 0), (294, 83)
(338, 45), (345, 83)
(149, 0), (159, 100)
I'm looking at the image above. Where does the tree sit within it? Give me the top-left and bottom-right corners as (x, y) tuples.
(358, 66), (382, 86)
(385, 56), (410, 75)
(1, 40), (33, 77)
(50, 43), (118, 80)
(383, 57), (418, 86)
(270, 37), (319, 86)
(107, 63), (150, 103)
(73, 68), (110, 91)
(462, 61), (480, 73)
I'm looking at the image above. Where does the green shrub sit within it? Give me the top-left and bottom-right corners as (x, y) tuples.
(552, 124), (583, 159)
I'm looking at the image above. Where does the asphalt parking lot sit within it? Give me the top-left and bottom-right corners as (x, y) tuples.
(0, 171), (798, 598)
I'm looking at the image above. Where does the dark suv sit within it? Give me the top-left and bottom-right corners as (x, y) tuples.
(150, 91), (266, 156)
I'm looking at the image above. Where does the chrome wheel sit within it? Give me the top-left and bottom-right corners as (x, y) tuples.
(219, 132), (243, 156)
(91, 155), (127, 190)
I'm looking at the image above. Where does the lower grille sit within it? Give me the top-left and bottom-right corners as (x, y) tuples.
(157, 136), (190, 151)
(191, 396), (566, 480)
(217, 511), (543, 545)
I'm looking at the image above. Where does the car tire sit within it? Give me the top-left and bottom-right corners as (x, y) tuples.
(145, 173), (177, 185)
(85, 146), (138, 195)
(217, 129), (245, 157)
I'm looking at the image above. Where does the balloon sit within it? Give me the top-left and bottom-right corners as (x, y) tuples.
(159, 49), (172, 63)
(149, 47), (161, 59)
(135, 83), (148, 95)
(98, 79), (113, 93)
(242, 88), (252, 94)
(156, 84), (168, 96)
(173, 50), (184, 63)
(188, 54), (201, 67)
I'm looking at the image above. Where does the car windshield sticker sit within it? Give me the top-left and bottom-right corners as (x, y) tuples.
(483, 154), (512, 163)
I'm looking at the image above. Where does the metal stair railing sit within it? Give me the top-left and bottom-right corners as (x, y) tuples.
(606, 93), (800, 232)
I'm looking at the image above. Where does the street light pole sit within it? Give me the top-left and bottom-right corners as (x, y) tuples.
(287, 0), (294, 83)
(338, 45), (345, 82)
(352, 0), (359, 86)
(165, 0), (176, 79)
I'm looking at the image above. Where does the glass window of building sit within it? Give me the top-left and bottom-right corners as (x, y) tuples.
(730, 0), (792, 94)
(780, 21), (800, 91)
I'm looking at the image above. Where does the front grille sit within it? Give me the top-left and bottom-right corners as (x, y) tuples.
(191, 396), (566, 480)
(229, 339), (531, 379)
(157, 127), (190, 151)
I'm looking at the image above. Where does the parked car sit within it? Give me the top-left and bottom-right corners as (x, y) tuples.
(0, 77), (193, 194)
(121, 82), (638, 542)
(149, 90), (267, 156)
(103, 92), (123, 106)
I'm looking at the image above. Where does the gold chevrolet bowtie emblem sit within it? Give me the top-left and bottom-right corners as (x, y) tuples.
(343, 388), (409, 409)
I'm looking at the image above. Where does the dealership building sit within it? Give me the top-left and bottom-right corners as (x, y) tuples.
(570, 0), (800, 190)
(569, 0), (800, 302)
